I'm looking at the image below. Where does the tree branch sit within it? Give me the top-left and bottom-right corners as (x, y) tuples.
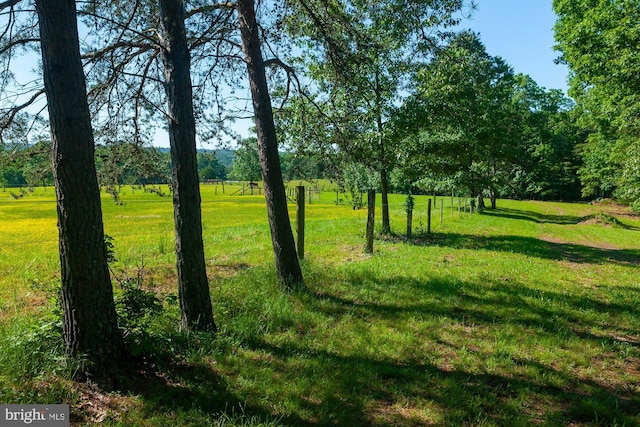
(0, 0), (21, 11)
(0, 37), (39, 55)
(0, 88), (45, 130)
(185, 2), (235, 20)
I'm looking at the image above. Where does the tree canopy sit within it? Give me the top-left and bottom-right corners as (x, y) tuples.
(554, 0), (640, 208)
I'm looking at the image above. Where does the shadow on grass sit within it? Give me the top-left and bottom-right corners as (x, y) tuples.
(481, 207), (640, 231)
(288, 270), (640, 425)
(86, 265), (640, 426)
(479, 207), (588, 225)
(310, 270), (640, 348)
(411, 232), (640, 266)
(248, 339), (639, 427)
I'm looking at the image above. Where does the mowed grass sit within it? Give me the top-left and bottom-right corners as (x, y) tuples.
(0, 184), (639, 426)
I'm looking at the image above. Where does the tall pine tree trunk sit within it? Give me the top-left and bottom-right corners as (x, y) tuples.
(237, 0), (303, 289)
(36, 0), (122, 377)
(158, 0), (216, 331)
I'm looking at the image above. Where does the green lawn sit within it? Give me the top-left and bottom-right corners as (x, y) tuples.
(0, 185), (639, 426)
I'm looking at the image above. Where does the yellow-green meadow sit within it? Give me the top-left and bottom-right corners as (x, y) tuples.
(1, 185), (639, 426)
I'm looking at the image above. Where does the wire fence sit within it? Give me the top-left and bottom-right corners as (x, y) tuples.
(1, 185), (480, 250)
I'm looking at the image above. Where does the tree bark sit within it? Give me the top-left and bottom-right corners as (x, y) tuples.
(477, 193), (485, 210)
(36, 0), (122, 377)
(365, 189), (375, 254)
(158, 0), (216, 331)
(237, 0), (303, 289)
(296, 186), (305, 260)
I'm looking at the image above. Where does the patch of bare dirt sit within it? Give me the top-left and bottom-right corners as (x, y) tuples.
(211, 262), (251, 278)
(578, 217), (608, 226)
(591, 199), (639, 218)
(540, 234), (619, 251)
(71, 383), (135, 426)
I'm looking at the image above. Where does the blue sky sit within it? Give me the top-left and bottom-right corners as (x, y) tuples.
(460, 0), (569, 93)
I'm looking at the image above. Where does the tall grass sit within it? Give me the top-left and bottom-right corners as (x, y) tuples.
(0, 185), (639, 425)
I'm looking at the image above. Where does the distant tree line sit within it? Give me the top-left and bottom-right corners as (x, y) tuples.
(554, 0), (640, 210)
(1, 141), (330, 189)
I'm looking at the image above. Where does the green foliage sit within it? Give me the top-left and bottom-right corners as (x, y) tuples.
(395, 33), (582, 204)
(229, 138), (261, 182)
(554, 0), (640, 208)
(277, 0), (474, 232)
(508, 75), (583, 201)
(0, 288), (82, 404)
(104, 234), (116, 263)
(115, 272), (164, 358)
(340, 162), (379, 209)
(106, 235), (165, 358)
(198, 151), (228, 181)
(403, 194), (414, 212)
(96, 143), (170, 189)
(0, 166), (26, 187)
(0, 142), (50, 188)
(396, 32), (518, 200)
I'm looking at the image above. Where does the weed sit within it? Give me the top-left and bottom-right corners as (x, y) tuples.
(114, 268), (164, 359)
(104, 234), (116, 263)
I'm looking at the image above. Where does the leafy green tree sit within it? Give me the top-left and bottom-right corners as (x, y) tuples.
(279, 0), (473, 232)
(279, 151), (326, 181)
(509, 74), (582, 201)
(229, 138), (261, 182)
(340, 162), (379, 210)
(198, 152), (227, 181)
(0, 166), (26, 187)
(396, 32), (517, 208)
(554, 0), (640, 207)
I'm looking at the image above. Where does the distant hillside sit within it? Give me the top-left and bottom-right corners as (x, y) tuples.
(155, 147), (235, 167)
(212, 149), (235, 167)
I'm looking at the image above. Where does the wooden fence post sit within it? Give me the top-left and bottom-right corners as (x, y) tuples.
(451, 189), (454, 219)
(296, 186), (305, 260)
(365, 190), (375, 254)
(404, 194), (415, 239)
(440, 199), (444, 226)
(427, 198), (432, 235)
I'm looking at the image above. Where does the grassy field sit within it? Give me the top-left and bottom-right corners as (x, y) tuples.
(0, 183), (639, 426)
